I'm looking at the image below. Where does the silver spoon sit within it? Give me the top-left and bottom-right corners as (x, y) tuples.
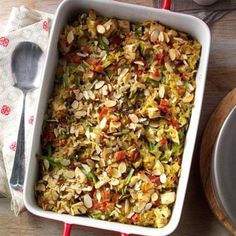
(10, 42), (43, 191)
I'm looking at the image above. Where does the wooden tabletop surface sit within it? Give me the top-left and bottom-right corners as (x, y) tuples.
(1, 0), (236, 235)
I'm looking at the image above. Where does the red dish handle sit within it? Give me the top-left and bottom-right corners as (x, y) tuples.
(162, 0), (171, 10)
(62, 223), (72, 236)
(120, 234), (129, 236)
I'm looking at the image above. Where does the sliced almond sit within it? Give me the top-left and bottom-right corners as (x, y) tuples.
(160, 173), (167, 184)
(103, 19), (112, 31)
(159, 31), (164, 42)
(129, 123), (137, 131)
(99, 159), (106, 168)
(75, 167), (87, 183)
(43, 159), (49, 170)
(183, 60), (189, 66)
(71, 100), (79, 109)
(83, 91), (90, 100)
(127, 212), (135, 219)
(51, 191), (59, 201)
(82, 186), (93, 192)
(105, 100), (116, 107)
(174, 37), (185, 43)
(96, 25), (105, 34)
(187, 83), (195, 92)
(119, 68), (129, 78)
(95, 145), (102, 154)
(116, 203), (122, 208)
(165, 62), (173, 73)
(134, 180), (142, 191)
(110, 168), (121, 178)
(88, 90), (95, 100)
(96, 191), (102, 202)
(70, 126), (75, 134)
(150, 30), (159, 42)
(100, 117), (107, 130)
(124, 44), (137, 53)
(75, 92), (83, 101)
(128, 114), (139, 124)
(183, 92), (194, 103)
(60, 159), (70, 166)
(53, 128), (59, 138)
(149, 121), (159, 127)
(144, 89), (150, 97)
(177, 80), (183, 86)
(102, 85), (108, 96)
(81, 164), (91, 173)
(118, 162), (127, 174)
(67, 30), (74, 44)
(145, 202), (152, 211)
(95, 80), (105, 90)
(77, 52), (88, 57)
(107, 84), (113, 92)
(110, 178), (119, 186)
(159, 84), (165, 98)
(164, 32), (170, 43)
(169, 48), (176, 61)
(35, 184), (45, 192)
(110, 121), (121, 129)
(85, 130), (90, 139)
(151, 192), (159, 202)
(139, 173), (149, 182)
(95, 179), (109, 189)
(43, 174), (49, 181)
(91, 156), (100, 161)
(84, 194), (93, 208)
(76, 189), (82, 195)
(110, 210), (119, 218)
(75, 110), (87, 118)
(64, 170), (75, 179)
(134, 61), (144, 66)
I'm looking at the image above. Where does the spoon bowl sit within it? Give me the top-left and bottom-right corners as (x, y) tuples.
(10, 41), (43, 191)
(12, 42), (43, 92)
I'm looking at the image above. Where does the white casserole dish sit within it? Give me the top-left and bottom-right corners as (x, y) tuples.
(23, 0), (211, 235)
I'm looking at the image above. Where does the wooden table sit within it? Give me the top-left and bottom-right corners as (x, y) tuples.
(0, 0), (235, 235)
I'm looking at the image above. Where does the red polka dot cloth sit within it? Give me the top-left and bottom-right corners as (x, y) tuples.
(0, 6), (53, 215)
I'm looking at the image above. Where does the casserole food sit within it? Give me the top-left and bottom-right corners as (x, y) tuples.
(24, 0), (211, 235)
(35, 9), (201, 228)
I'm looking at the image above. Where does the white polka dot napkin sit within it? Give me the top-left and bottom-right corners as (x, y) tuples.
(0, 6), (53, 215)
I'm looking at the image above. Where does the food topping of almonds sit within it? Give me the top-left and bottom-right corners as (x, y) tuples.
(36, 10), (201, 228)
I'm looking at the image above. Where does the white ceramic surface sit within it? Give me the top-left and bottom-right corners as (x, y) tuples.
(23, 0), (211, 235)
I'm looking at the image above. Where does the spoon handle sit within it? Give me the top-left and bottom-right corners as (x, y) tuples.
(10, 93), (26, 191)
